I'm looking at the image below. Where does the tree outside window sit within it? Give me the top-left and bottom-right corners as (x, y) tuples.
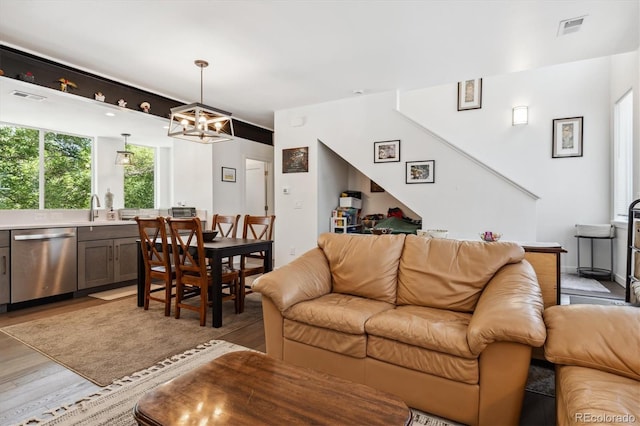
(0, 126), (39, 209)
(44, 132), (92, 209)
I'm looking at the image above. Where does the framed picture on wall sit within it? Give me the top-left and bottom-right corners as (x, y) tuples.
(552, 116), (583, 158)
(406, 160), (435, 184)
(374, 140), (400, 163)
(282, 146), (309, 173)
(457, 78), (482, 111)
(370, 180), (385, 193)
(221, 167), (236, 182)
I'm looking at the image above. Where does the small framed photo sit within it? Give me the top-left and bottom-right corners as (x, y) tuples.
(283, 146), (309, 173)
(552, 116), (583, 158)
(221, 167), (236, 182)
(374, 140), (400, 163)
(406, 160), (435, 184)
(457, 78), (482, 111)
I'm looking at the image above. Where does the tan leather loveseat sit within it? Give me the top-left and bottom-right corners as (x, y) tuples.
(544, 304), (640, 426)
(253, 233), (547, 425)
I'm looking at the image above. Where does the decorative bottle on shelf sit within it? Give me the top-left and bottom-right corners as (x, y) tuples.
(105, 188), (116, 220)
(105, 188), (114, 210)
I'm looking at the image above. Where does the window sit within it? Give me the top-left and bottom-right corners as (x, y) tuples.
(613, 90), (633, 218)
(0, 124), (91, 209)
(0, 126), (39, 209)
(124, 143), (155, 208)
(44, 132), (92, 209)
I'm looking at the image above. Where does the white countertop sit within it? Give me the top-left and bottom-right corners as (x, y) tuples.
(0, 220), (135, 231)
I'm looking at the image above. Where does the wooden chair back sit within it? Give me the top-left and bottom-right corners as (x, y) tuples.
(239, 215), (275, 312)
(211, 214), (240, 238)
(167, 217), (207, 285)
(167, 217), (241, 325)
(135, 216), (174, 316)
(242, 214), (275, 242)
(167, 217), (209, 325)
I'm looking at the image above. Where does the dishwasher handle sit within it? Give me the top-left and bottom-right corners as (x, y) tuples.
(14, 232), (76, 241)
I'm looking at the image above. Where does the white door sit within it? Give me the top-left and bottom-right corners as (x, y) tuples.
(245, 158), (271, 216)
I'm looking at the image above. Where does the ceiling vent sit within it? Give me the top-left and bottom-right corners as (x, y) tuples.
(557, 15), (587, 36)
(10, 90), (46, 101)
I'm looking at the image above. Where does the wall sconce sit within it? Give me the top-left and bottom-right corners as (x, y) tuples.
(115, 133), (134, 165)
(512, 106), (528, 125)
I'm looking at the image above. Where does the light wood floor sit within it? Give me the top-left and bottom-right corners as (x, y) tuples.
(0, 290), (582, 426)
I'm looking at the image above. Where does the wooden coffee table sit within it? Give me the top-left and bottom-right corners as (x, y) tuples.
(134, 351), (411, 425)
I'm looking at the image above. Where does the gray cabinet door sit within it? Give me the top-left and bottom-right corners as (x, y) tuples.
(0, 247), (9, 304)
(78, 240), (114, 289)
(114, 237), (138, 282)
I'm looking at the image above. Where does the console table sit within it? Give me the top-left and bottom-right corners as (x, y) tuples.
(522, 243), (567, 308)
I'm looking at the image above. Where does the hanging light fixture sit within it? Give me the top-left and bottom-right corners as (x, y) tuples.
(168, 59), (234, 144)
(115, 133), (134, 165)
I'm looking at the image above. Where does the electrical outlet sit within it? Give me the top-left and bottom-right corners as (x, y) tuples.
(289, 247), (296, 255)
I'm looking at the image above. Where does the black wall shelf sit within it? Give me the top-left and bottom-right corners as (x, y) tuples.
(0, 45), (272, 145)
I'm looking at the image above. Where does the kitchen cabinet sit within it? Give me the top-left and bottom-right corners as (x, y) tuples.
(77, 225), (138, 290)
(0, 231), (9, 305)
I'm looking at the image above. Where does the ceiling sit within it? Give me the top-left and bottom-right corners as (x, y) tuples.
(0, 0), (638, 130)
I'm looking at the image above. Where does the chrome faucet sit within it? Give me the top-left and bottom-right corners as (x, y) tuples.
(89, 194), (101, 221)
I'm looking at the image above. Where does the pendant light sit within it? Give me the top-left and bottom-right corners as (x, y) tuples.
(115, 133), (134, 165)
(167, 60), (234, 144)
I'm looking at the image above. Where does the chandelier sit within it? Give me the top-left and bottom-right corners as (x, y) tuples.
(115, 133), (134, 165)
(168, 60), (234, 144)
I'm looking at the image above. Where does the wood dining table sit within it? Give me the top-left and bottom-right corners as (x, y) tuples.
(136, 237), (273, 328)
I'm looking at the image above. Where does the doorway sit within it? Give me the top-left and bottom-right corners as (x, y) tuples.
(244, 158), (272, 216)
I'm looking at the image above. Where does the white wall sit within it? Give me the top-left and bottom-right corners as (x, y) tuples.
(211, 137), (274, 232)
(318, 141), (350, 236)
(400, 56), (614, 273)
(610, 49), (639, 285)
(156, 146), (172, 209)
(274, 91), (538, 267)
(171, 136), (274, 231)
(95, 136), (124, 210)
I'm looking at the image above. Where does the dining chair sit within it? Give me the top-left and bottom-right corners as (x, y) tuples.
(135, 216), (175, 316)
(211, 214), (241, 268)
(239, 214), (275, 312)
(167, 217), (240, 326)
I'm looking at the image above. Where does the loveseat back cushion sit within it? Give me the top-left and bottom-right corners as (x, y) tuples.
(317, 233), (406, 304)
(397, 236), (525, 312)
(544, 305), (640, 381)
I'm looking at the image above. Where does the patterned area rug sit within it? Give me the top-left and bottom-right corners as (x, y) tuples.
(1, 293), (264, 386)
(525, 363), (555, 397)
(18, 340), (457, 426)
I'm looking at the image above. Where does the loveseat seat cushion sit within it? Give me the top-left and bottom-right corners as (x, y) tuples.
(365, 305), (474, 358)
(397, 235), (525, 312)
(557, 365), (640, 426)
(282, 293), (395, 358)
(317, 233), (405, 303)
(367, 335), (478, 384)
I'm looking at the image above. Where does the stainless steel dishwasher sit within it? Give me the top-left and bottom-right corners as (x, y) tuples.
(11, 228), (77, 303)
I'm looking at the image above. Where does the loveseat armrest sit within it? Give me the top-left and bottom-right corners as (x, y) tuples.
(544, 304), (640, 381)
(252, 247), (332, 312)
(467, 261), (546, 355)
